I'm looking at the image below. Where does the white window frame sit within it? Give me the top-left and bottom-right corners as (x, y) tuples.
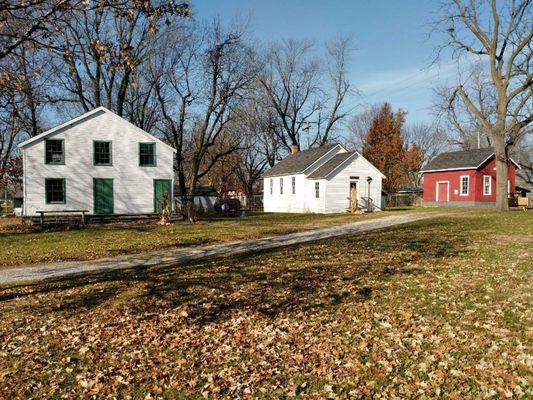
(460, 175), (469, 196)
(483, 175), (491, 195)
(507, 179), (511, 194)
(292, 176), (296, 194)
(269, 178), (273, 195)
(280, 177), (283, 195)
(436, 181), (449, 202)
(315, 181), (320, 198)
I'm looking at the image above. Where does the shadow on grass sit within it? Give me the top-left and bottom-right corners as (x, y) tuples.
(0, 218), (472, 324)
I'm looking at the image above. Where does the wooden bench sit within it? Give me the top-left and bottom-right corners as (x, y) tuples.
(36, 210), (89, 226)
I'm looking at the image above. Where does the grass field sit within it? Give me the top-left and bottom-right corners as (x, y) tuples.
(0, 210), (531, 398)
(0, 209), (435, 268)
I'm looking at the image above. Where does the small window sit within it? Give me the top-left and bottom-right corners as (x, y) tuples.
(139, 143), (156, 166)
(292, 177), (296, 194)
(45, 139), (64, 164)
(315, 182), (320, 198)
(483, 175), (491, 195)
(270, 178), (273, 195)
(45, 178), (66, 204)
(94, 141), (112, 166)
(460, 176), (469, 196)
(280, 177), (283, 195)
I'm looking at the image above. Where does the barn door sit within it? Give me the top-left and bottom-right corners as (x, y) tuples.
(154, 179), (172, 213)
(93, 178), (114, 214)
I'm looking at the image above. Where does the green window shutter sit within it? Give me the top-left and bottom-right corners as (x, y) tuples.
(45, 139), (65, 164)
(139, 143), (156, 166)
(45, 178), (66, 204)
(94, 141), (112, 166)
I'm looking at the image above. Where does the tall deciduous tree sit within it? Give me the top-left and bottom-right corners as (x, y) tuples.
(154, 21), (255, 221)
(438, 0), (532, 211)
(53, 1), (187, 118)
(362, 103), (422, 193)
(258, 37), (354, 152)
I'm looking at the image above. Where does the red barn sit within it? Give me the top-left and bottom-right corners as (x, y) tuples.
(421, 148), (520, 206)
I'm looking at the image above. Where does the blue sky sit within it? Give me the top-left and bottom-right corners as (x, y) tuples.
(193, 0), (462, 124)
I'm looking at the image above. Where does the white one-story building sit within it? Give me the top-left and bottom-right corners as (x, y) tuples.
(263, 144), (385, 213)
(18, 107), (175, 216)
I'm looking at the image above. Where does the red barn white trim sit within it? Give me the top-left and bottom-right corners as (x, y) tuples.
(421, 148), (520, 206)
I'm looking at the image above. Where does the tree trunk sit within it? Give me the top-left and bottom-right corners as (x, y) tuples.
(492, 133), (509, 212)
(185, 174), (199, 223)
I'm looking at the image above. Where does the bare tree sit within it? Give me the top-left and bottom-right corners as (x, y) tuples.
(437, 0), (532, 211)
(314, 37), (355, 145)
(403, 122), (451, 186)
(0, 1), (188, 60)
(231, 100), (278, 200)
(51, 1), (188, 117)
(513, 133), (533, 187)
(0, 0), (72, 60)
(433, 63), (495, 149)
(344, 104), (381, 152)
(154, 21), (255, 221)
(258, 37), (354, 152)
(0, 42), (53, 183)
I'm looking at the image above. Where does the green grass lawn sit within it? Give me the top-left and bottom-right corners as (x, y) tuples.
(0, 210), (531, 398)
(0, 209), (440, 268)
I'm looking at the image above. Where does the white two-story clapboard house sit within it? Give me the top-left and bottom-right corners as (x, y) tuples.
(18, 107), (175, 216)
(263, 144), (385, 213)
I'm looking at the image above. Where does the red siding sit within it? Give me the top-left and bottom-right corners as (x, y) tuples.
(423, 157), (516, 204)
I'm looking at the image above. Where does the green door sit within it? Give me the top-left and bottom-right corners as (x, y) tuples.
(93, 178), (114, 214)
(154, 179), (172, 213)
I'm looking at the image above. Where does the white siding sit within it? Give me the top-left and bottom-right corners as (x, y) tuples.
(262, 151), (384, 214)
(263, 174), (306, 213)
(304, 179), (326, 213)
(324, 155), (383, 213)
(22, 109), (174, 215)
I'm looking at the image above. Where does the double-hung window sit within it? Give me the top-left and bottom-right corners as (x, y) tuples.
(139, 143), (156, 166)
(45, 178), (66, 204)
(280, 177), (283, 195)
(460, 176), (469, 196)
(94, 141), (112, 166)
(292, 177), (296, 194)
(315, 182), (320, 198)
(45, 139), (64, 164)
(483, 175), (491, 195)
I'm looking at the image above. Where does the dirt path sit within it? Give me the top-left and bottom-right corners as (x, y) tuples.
(0, 212), (449, 286)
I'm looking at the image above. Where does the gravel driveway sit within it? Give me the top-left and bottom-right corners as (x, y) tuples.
(0, 212), (447, 286)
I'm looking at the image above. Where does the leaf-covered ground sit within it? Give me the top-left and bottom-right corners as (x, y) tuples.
(0, 210), (423, 268)
(0, 210), (531, 399)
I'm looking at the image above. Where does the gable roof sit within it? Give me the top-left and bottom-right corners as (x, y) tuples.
(307, 151), (357, 179)
(421, 148), (520, 172)
(307, 150), (387, 180)
(18, 107), (176, 152)
(263, 144), (340, 178)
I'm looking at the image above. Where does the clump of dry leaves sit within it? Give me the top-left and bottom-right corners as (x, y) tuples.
(0, 211), (531, 398)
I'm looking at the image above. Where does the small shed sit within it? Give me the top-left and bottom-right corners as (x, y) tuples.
(421, 148), (520, 206)
(174, 187), (219, 213)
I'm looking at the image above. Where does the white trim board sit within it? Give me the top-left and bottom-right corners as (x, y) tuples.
(459, 175), (470, 196)
(483, 175), (492, 195)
